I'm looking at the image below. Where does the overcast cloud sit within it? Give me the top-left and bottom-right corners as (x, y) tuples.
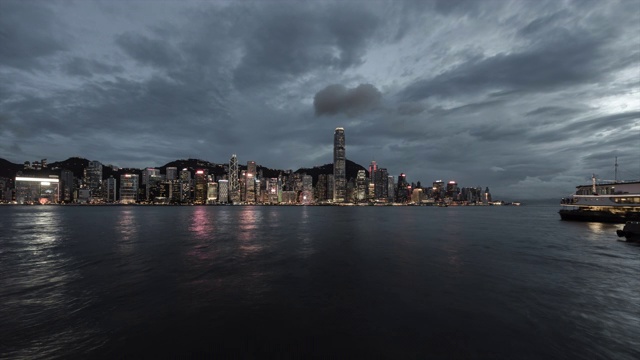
(0, 0), (638, 199)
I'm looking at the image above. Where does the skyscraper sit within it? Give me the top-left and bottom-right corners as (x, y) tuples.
(194, 169), (208, 204)
(166, 167), (178, 181)
(84, 161), (103, 199)
(333, 127), (346, 203)
(229, 154), (239, 203)
(119, 174), (139, 204)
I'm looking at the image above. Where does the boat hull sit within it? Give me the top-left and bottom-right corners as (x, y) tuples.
(558, 209), (640, 223)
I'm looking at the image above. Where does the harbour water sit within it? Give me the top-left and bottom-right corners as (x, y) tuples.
(1, 205), (638, 359)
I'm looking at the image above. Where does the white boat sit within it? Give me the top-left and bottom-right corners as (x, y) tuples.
(559, 175), (640, 223)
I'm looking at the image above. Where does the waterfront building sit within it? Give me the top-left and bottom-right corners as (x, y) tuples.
(333, 127), (346, 203)
(245, 161), (257, 203)
(375, 168), (389, 201)
(105, 176), (117, 202)
(166, 167), (178, 181)
(387, 175), (395, 202)
(15, 175), (60, 204)
(180, 169), (191, 203)
(194, 169), (208, 204)
(281, 191), (297, 204)
(484, 187), (492, 203)
(315, 174), (327, 202)
(300, 174), (313, 205)
(218, 179), (229, 204)
(369, 161), (377, 185)
(446, 180), (458, 198)
(267, 178), (279, 204)
(77, 188), (91, 203)
(60, 169), (75, 203)
(168, 180), (181, 203)
(356, 170), (367, 203)
(432, 180), (444, 200)
(142, 168), (160, 201)
(396, 173), (409, 203)
(119, 174), (139, 203)
(229, 154), (240, 203)
(207, 180), (218, 204)
(411, 188), (425, 203)
(84, 161), (103, 200)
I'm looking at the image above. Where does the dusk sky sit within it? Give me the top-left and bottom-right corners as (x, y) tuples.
(1, 0), (638, 199)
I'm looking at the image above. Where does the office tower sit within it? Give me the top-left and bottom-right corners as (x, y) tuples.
(387, 175), (395, 202)
(14, 175), (60, 204)
(333, 127), (346, 203)
(327, 174), (334, 201)
(119, 174), (139, 204)
(229, 154), (239, 203)
(369, 161), (377, 185)
(356, 170), (367, 203)
(59, 169), (75, 203)
(374, 168), (388, 201)
(268, 178), (279, 204)
(316, 174), (328, 202)
(180, 169), (191, 203)
(218, 179), (229, 204)
(84, 161), (103, 199)
(207, 180), (218, 204)
(105, 176), (117, 202)
(245, 161), (257, 203)
(396, 173), (409, 203)
(484, 187), (492, 203)
(300, 174), (313, 204)
(432, 180), (444, 200)
(194, 169), (208, 204)
(166, 167), (178, 181)
(446, 181), (458, 199)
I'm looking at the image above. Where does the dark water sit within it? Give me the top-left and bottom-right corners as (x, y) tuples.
(1, 205), (638, 359)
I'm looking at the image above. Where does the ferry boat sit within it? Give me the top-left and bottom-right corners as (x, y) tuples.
(559, 175), (640, 223)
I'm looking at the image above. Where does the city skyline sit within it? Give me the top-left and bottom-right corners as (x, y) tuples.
(1, 1), (639, 200)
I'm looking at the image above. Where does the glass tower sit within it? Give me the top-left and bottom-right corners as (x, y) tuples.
(333, 127), (346, 203)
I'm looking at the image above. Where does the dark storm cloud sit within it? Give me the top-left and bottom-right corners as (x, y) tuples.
(314, 84), (382, 116)
(0, 1), (67, 69)
(233, 5), (380, 90)
(399, 26), (617, 101)
(61, 57), (124, 77)
(115, 32), (182, 69)
(397, 102), (425, 116)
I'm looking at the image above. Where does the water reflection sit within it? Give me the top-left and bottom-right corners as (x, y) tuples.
(238, 207), (263, 254)
(297, 206), (315, 258)
(116, 209), (137, 254)
(190, 206), (214, 240)
(1, 208), (96, 358)
(187, 207), (216, 262)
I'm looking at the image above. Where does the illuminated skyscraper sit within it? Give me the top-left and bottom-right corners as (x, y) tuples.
(396, 173), (409, 203)
(194, 169), (208, 204)
(119, 174), (139, 204)
(218, 179), (229, 204)
(369, 161), (377, 184)
(207, 179), (218, 204)
(245, 161), (257, 203)
(180, 169), (191, 203)
(333, 127), (346, 203)
(229, 154), (239, 203)
(84, 161), (103, 199)
(374, 168), (388, 201)
(356, 170), (367, 203)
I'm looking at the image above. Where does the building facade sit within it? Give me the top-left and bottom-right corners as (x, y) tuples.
(333, 127), (346, 203)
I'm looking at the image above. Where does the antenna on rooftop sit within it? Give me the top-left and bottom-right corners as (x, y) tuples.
(614, 157), (618, 183)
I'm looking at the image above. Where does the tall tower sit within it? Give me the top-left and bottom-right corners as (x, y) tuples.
(333, 127), (346, 203)
(229, 154), (239, 203)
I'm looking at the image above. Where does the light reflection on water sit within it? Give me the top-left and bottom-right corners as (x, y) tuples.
(116, 209), (137, 254)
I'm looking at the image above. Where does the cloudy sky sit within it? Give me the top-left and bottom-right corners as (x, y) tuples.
(1, 0), (639, 199)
